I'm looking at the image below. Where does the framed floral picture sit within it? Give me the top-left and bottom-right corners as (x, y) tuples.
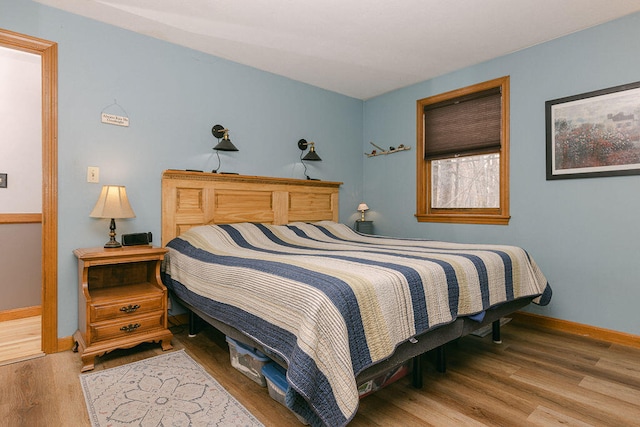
(546, 81), (640, 180)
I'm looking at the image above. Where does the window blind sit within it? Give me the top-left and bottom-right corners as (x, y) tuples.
(424, 87), (501, 159)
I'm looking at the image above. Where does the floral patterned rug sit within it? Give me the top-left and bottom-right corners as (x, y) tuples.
(80, 349), (264, 426)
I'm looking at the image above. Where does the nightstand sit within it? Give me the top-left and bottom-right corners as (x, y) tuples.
(355, 220), (374, 234)
(72, 245), (173, 372)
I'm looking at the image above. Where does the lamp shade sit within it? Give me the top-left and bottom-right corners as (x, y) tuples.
(90, 185), (136, 219)
(213, 135), (239, 151)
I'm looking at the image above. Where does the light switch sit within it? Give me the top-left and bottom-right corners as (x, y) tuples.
(87, 166), (99, 183)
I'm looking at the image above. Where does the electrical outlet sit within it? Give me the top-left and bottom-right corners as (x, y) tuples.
(87, 166), (99, 183)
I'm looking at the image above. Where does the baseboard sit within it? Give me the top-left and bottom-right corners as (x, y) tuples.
(57, 335), (76, 352)
(169, 313), (189, 326)
(0, 305), (41, 322)
(512, 311), (640, 349)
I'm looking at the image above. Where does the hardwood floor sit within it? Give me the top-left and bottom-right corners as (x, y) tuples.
(0, 315), (43, 366)
(0, 317), (638, 426)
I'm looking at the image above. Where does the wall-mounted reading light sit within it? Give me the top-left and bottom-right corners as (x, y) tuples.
(212, 124), (239, 173)
(298, 139), (322, 180)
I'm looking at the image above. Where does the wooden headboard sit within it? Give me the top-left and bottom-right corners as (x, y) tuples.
(161, 170), (342, 246)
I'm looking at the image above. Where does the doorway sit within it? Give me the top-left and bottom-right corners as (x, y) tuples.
(0, 28), (58, 356)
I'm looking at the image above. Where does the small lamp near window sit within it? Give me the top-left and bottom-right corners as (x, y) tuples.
(298, 139), (322, 180)
(212, 124), (239, 173)
(90, 185), (136, 248)
(357, 203), (369, 221)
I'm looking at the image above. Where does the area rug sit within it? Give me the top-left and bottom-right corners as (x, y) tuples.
(80, 349), (264, 427)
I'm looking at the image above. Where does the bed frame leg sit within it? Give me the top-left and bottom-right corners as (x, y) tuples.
(492, 319), (502, 344)
(188, 310), (200, 337)
(436, 345), (446, 373)
(412, 355), (423, 389)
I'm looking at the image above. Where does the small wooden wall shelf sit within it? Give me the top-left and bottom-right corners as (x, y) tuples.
(365, 141), (411, 157)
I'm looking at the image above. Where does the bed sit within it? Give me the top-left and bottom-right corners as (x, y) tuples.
(160, 170), (551, 427)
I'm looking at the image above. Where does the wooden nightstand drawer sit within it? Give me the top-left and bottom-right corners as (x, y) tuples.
(91, 312), (165, 342)
(91, 293), (164, 322)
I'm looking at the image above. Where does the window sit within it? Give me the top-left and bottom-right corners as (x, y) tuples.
(416, 76), (510, 225)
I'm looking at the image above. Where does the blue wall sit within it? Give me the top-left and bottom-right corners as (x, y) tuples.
(3, 1), (639, 339)
(1, 1), (364, 338)
(363, 13), (640, 335)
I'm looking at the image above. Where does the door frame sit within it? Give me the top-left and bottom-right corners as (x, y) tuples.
(0, 29), (58, 353)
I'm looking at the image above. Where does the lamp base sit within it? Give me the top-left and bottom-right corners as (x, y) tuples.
(104, 218), (122, 248)
(104, 238), (122, 248)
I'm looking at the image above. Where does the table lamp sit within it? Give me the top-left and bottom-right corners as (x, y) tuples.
(357, 203), (369, 221)
(90, 185), (136, 248)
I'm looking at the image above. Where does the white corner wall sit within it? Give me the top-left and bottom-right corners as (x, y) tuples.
(0, 46), (42, 213)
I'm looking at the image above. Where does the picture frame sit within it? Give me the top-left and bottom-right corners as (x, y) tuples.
(546, 81), (640, 180)
(0, 173), (6, 188)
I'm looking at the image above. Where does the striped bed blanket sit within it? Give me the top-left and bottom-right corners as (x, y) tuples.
(162, 221), (551, 426)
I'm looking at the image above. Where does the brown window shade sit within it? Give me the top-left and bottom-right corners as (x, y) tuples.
(424, 87), (501, 159)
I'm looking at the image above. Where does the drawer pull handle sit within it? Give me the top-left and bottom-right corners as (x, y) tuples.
(120, 323), (141, 333)
(120, 304), (140, 313)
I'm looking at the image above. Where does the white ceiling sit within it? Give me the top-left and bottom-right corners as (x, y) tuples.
(35, 0), (640, 100)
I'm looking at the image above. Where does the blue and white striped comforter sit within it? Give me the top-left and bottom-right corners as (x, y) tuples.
(162, 221), (551, 426)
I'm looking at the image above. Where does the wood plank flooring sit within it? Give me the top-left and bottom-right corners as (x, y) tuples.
(0, 316), (638, 426)
(0, 315), (43, 366)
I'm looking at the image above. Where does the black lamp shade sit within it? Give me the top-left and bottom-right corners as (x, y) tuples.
(302, 148), (321, 161)
(213, 138), (239, 151)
